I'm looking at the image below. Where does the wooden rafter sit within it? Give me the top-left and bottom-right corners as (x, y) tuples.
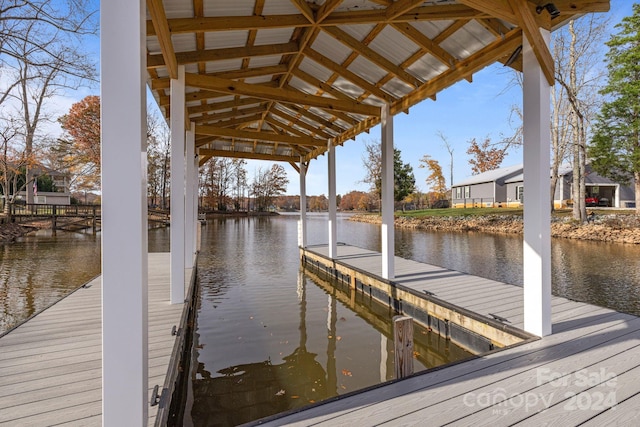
(197, 125), (326, 147)
(198, 149), (297, 163)
(386, 0), (425, 20)
(187, 98), (263, 116)
(147, 0), (178, 79)
(185, 73), (381, 116)
(303, 47), (395, 104)
(323, 26), (421, 88)
(147, 5), (489, 36)
(147, 42), (300, 68)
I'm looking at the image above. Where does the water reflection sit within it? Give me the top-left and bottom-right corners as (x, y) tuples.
(186, 216), (472, 425)
(0, 229), (101, 334)
(0, 227), (171, 335)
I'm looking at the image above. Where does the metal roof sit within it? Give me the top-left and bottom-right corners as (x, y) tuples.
(145, 0), (610, 167)
(455, 163), (523, 186)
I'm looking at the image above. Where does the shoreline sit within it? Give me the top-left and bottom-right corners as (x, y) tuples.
(349, 213), (640, 245)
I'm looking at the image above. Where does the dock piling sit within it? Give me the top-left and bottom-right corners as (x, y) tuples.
(393, 315), (414, 379)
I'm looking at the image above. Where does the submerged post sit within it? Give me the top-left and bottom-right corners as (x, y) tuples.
(393, 315), (413, 379)
(299, 157), (307, 248)
(522, 33), (552, 337)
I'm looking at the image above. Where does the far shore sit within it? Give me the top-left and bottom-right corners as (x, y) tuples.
(349, 210), (640, 244)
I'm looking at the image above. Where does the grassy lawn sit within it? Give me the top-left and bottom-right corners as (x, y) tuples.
(398, 207), (524, 217)
(391, 207), (636, 218)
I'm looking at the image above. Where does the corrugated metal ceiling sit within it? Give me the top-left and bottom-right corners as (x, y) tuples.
(145, 0), (610, 165)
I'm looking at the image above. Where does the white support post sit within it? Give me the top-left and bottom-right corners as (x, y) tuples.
(328, 142), (337, 259)
(299, 157), (308, 248)
(170, 65), (186, 304)
(193, 137), (199, 254)
(523, 33), (552, 337)
(381, 104), (395, 280)
(101, 0), (148, 424)
(185, 125), (195, 266)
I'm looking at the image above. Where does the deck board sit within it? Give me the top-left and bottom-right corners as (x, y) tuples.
(0, 253), (190, 426)
(256, 244), (640, 426)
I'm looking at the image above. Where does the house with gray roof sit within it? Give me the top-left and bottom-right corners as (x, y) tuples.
(452, 164), (636, 209)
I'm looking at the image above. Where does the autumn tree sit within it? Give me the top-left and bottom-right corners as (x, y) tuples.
(589, 5), (640, 214)
(0, 2), (97, 203)
(57, 95), (100, 191)
(339, 190), (368, 211)
(466, 137), (506, 175)
(419, 155), (447, 201)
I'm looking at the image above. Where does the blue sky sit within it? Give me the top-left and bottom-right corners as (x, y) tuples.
(53, 1), (633, 197)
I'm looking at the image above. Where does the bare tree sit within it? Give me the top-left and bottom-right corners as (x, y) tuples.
(0, 2), (97, 204)
(437, 131), (454, 196)
(555, 16), (608, 221)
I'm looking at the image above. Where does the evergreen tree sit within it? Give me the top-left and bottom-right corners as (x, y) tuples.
(588, 4), (640, 212)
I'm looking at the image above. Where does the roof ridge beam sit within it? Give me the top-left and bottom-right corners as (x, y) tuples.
(185, 73), (381, 116)
(148, 42), (300, 68)
(196, 125), (326, 146)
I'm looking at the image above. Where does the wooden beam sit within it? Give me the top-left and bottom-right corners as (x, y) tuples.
(187, 97), (263, 116)
(386, 0), (424, 20)
(264, 116), (311, 139)
(303, 47), (395, 104)
(323, 26), (421, 88)
(147, 0), (178, 79)
(507, 0), (554, 85)
(192, 105), (268, 124)
(392, 22), (457, 68)
(289, 0), (316, 24)
(292, 69), (354, 102)
(147, 14), (311, 35)
(196, 125), (326, 147)
(269, 108), (333, 139)
(457, 0), (515, 24)
(323, 5), (487, 26)
(185, 73), (381, 116)
(148, 42), (300, 68)
(289, 162), (301, 174)
(198, 149), (297, 163)
(316, 0), (343, 23)
(394, 28), (523, 113)
(200, 113), (265, 128)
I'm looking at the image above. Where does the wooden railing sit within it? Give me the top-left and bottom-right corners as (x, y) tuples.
(10, 203), (100, 218)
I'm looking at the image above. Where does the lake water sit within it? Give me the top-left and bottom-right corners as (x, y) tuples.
(181, 213), (640, 425)
(2, 214), (639, 424)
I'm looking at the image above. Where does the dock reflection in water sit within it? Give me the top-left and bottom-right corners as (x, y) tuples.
(184, 217), (471, 426)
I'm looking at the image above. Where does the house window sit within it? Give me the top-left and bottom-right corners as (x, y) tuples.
(464, 186), (470, 198)
(516, 186), (524, 202)
(454, 187), (462, 199)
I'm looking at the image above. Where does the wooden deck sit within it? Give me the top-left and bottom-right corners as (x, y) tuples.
(254, 244), (640, 426)
(0, 253), (192, 426)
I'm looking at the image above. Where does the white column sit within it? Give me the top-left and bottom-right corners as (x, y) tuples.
(101, 0), (148, 424)
(299, 157), (308, 248)
(381, 104), (395, 280)
(185, 125), (195, 267)
(170, 65), (186, 304)
(523, 33), (552, 337)
(328, 142), (337, 258)
(193, 140), (199, 254)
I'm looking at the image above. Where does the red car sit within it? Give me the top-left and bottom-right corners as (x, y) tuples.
(585, 196), (599, 207)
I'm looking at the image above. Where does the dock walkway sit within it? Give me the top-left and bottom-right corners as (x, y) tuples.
(0, 253), (190, 426)
(256, 244), (640, 426)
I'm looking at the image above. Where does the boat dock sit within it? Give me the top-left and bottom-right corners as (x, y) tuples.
(253, 244), (640, 426)
(0, 253), (194, 426)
